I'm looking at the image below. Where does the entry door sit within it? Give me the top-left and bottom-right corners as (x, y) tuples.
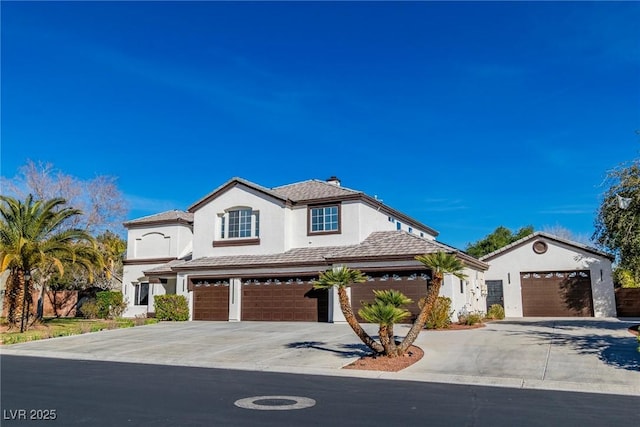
(486, 280), (504, 311)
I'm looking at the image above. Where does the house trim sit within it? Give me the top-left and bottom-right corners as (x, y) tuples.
(188, 178), (290, 212)
(480, 232), (614, 262)
(123, 257), (178, 266)
(212, 238), (261, 247)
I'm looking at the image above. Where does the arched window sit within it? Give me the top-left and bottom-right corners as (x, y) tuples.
(219, 207), (260, 239)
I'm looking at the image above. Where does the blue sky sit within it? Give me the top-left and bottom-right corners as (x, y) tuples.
(2, 1), (639, 249)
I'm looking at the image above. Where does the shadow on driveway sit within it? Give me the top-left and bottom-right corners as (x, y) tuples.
(499, 320), (640, 372)
(286, 341), (370, 358)
(498, 319), (639, 332)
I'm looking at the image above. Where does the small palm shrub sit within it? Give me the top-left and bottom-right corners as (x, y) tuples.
(154, 295), (189, 321)
(422, 296), (453, 329)
(486, 304), (505, 320)
(358, 289), (412, 357)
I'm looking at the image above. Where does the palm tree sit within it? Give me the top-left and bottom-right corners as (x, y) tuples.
(396, 251), (467, 354)
(313, 266), (384, 354)
(358, 290), (412, 357)
(0, 195), (101, 331)
(97, 231), (126, 285)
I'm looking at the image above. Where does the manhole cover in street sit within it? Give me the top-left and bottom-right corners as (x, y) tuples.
(234, 395), (316, 411)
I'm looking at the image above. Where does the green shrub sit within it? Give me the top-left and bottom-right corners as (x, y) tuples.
(614, 268), (640, 288)
(486, 304), (505, 320)
(423, 296), (453, 329)
(80, 301), (100, 319)
(154, 295), (189, 321)
(95, 291), (127, 319)
(458, 311), (484, 325)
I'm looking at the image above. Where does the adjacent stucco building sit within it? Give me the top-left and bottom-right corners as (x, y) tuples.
(480, 232), (616, 318)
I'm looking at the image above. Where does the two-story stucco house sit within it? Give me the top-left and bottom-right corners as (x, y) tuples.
(122, 177), (488, 322)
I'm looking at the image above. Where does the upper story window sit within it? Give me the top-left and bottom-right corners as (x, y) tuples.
(216, 208), (260, 246)
(308, 204), (341, 235)
(228, 209), (252, 238)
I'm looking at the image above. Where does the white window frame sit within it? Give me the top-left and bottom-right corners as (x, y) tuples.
(219, 208), (260, 239)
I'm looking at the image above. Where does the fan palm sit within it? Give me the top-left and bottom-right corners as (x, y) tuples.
(0, 195), (101, 331)
(359, 290), (412, 356)
(396, 251), (467, 354)
(313, 266), (384, 354)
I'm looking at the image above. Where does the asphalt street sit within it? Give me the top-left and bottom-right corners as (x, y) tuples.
(1, 355), (638, 427)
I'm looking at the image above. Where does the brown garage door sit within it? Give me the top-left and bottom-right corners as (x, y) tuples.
(521, 271), (594, 317)
(242, 279), (328, 322)
(193, 284), (229, 321)
(350, 272), (429, 323)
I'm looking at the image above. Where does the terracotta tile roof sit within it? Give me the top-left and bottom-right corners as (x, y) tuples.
(144, 259), (190, 275)
(480, 231), (615, 261)
(124, 210), (193, 227)
(272, 180), (438, 236)
(328, 231), (487, 269)
(168, 231), (486, 272)
(328, 231), (453, 259)
(272, 180), (361, 201)
(173, 245), (355, 270)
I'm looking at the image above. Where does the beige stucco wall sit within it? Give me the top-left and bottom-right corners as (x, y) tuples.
(192, 185), (287, 258)
(127, 224), (192, 260)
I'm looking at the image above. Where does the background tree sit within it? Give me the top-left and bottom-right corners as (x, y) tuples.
(1, 160), (127, 235)
(0, 195), (101, 331)
(465, 225), (534, 258)
(2, 161), (128, 304)
(593, 159), (640, 284)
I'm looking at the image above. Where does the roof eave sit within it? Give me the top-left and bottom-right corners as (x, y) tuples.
(123, 218), (193, 229)
(188, 178), (290, 212)
(360, 194), (440, 237)
(172, 260), (331, 271)
(480, 232), (615, 262)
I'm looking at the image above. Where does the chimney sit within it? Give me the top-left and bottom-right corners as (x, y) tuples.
(326, 176), (341, 186)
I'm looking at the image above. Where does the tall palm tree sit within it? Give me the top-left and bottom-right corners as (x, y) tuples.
(0, 195), (100, 331)
(313, 266), (384, 354)
(396, 251), (467, 354)
(358, 289), (412, 357)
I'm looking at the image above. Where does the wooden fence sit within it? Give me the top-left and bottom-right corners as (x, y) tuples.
(615, 288), (640, 317)
(2, 290), (78, 318)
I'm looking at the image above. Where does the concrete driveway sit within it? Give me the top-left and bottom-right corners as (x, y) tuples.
(2, 318), (639, 396)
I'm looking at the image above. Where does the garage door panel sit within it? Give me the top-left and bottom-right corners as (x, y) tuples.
(521, 271), (593, 317)
(242, 283), (327, 322)
(193, 285), (229, 321)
